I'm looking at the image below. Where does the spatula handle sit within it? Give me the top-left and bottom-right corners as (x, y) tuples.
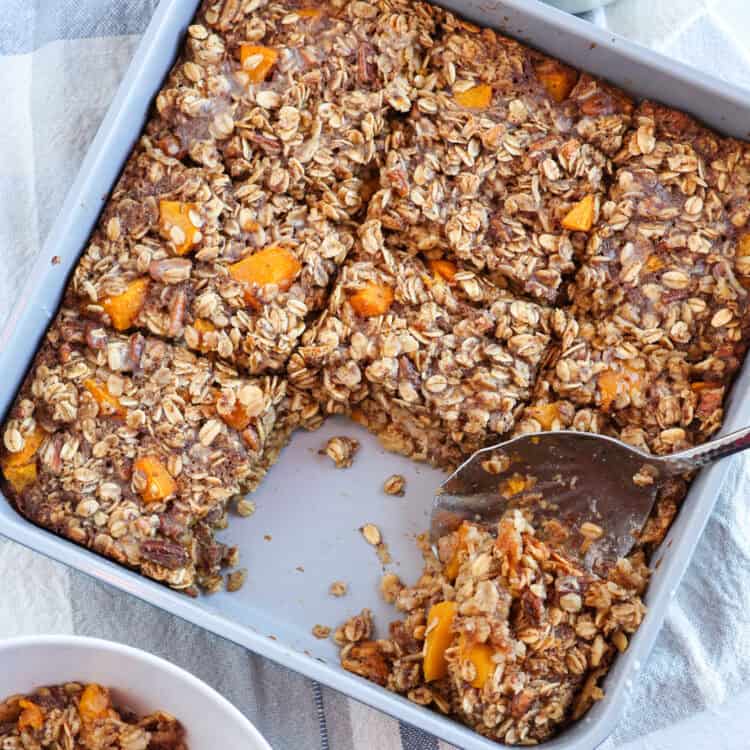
(668, 425), (750, 471)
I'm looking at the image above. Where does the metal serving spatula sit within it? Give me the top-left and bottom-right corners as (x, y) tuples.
(431, 428), (750, 572)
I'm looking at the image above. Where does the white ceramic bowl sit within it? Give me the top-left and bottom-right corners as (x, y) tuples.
(0, 636), (271, 750)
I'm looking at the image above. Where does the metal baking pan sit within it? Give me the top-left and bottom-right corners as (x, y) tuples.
(2, 1), (749, 748)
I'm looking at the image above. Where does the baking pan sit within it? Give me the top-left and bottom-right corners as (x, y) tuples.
(2, 1), (750, 748)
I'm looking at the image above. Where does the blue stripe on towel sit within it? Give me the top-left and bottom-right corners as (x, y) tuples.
(313, 681), (330, 750)
(399, 721), (439, 750)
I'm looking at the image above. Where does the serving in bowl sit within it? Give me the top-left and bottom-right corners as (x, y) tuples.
(0, 635), (271, 750)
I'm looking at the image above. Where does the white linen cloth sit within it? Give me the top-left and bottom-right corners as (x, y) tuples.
(1, 1), (750, 748)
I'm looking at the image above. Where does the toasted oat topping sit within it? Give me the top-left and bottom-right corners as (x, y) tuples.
(360, 523), (382, 547)
(320, 435), (360, 468)
(4, 0), (750, 741)
(329, 580), (348, 597)
(383, 474), (406, 496)
(312, 624), (332, 639)
(338, 512), (648, 745)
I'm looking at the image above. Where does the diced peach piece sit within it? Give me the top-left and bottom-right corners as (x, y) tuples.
(598, 366), (642, 412)
(444, 523), (471, 582)
(2, 427), (45, 492)
(643, 255), (665, 274)
(84, 380), (125, 418)
(159, 200), (200, 255)
(562, 195), (595, 232)
(79, 684), (111, 724)
(459, 635), (495, 689)
(349, 281), (394, 318)
(535, 60), (579, 103)
(133, 456), (177, 504)
(17, 700), (44, 731)
(429, 259), (458, 283)
(597, 370), (620, 412)
(526, 402), (561, 430)
(3, 463), (37, 493)
(2, 428), (45, 469)
(738, 234), (750, 257)
(229, 246), (301, 308)
(240, 45), (279, 84)
(102, 278), (149, 331)
(423, 600), (457, 682)
(296, 7), (323, 19)
(454, 84), (492, 110)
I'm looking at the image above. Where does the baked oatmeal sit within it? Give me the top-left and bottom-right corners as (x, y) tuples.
(290, 219), (561, 469)
(71, 143), (353, 374)
(3, 0), (750, 742)
(337, 512), (648, 745)
(0, 682), (187, 750)
(570, 101), (750, 361)
(146, 0), (441, 216)
(367, 15), (632, 303)
(0, 310), (295, 595)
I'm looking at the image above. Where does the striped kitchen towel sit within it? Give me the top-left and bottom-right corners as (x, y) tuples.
(2, 2), (750, 749)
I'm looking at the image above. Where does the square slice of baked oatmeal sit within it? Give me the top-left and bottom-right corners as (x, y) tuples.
(569, 101), (750, 364)
(70, 143), (353, 374)
(145, 0), (443, 219)
(0, 310), (298, 594)
(366, 16), (633, 303)
(290, 219), (562, 469)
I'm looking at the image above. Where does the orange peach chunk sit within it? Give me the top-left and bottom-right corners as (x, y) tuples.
(454, 84), (492, 110)
(526, 402), (561, 430)
(102, 278), (149, 331)
(562, 195), (595, 232)
(17, 700), (44, 731)
(535, 60), (579, 103)
(423, 600), (457, 682)
(79, 684), (112, 724)
(84, 379), (125, 418)
(429, 259), (458, 282)
(296, 7), (323, 18)
(3, 463), (37, 492)
(133, 456), (177, 504)
(229, 246), (301, 308)
(598, 366), (642, 412)
(159, 200), (200, 255)
(240, 45), (279, 84)
(459, 635), (495, 688)
(2, 427), (45, 492)
(348, 281), (394, 318)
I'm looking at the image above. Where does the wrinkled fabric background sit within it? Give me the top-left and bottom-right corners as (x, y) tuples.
(1, 1), (750, 748)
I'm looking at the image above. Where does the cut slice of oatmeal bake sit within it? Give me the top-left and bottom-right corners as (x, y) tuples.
(145, 0), (443, 218)
(290, 219), (563, 470)
(0, 310), (299, 594)
(367, 14), (633, 303)
(337, 511), (648, 745)
(70, 144), (354, 375)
